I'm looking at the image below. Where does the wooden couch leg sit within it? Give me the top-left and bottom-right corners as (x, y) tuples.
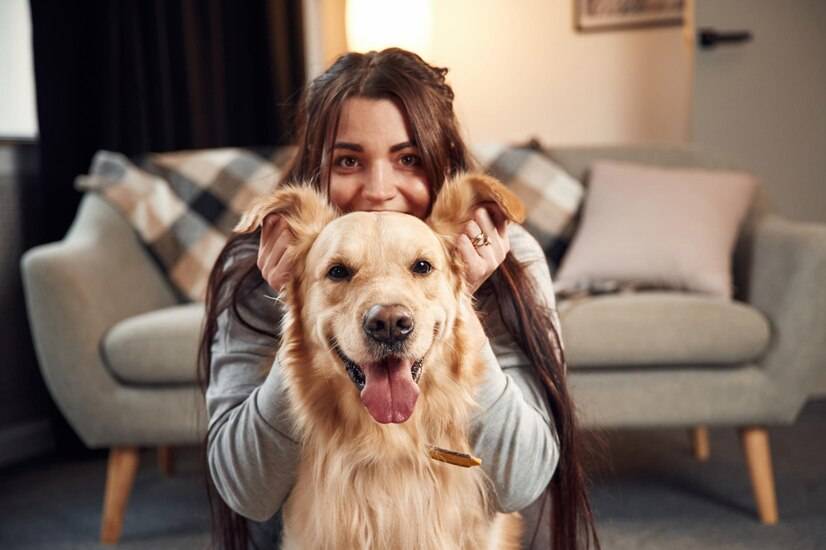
(738, 427), (779, 524)
(690, 426), (710, 462)
(158, 446), (174, 476)
(100, 446), (140, 544)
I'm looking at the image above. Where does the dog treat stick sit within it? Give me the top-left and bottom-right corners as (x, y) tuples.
(427, 445), (482, 468)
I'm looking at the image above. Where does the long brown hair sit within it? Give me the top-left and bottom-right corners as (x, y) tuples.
(197, 48), (599, 550)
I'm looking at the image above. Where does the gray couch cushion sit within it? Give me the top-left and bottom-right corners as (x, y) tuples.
(559, 292), (771, 368)
(102, 303), (205, 385)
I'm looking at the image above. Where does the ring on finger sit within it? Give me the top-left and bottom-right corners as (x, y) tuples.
(471, 231), (491, 249)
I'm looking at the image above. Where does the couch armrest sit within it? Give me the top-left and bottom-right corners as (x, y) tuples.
(744, 213), (826, 416)
(20, 193), (180, 444)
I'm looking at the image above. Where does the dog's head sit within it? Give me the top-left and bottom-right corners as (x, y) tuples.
(234, 174), (524, 427)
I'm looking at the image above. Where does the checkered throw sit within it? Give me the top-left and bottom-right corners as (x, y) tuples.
(76, 147), (295, 302)
(472, 142), (584, 273)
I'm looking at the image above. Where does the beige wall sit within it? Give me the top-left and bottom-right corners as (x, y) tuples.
(307, 0), (692, 147)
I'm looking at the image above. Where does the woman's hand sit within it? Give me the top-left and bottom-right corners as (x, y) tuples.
(455, 203), (511, 294)
(258, 214), (294, 292)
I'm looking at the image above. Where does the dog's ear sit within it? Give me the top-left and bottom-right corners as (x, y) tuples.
(234, 184), (338, 246)
(427, 172), (525, 237)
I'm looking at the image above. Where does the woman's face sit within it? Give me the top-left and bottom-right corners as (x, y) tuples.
(328, 97), (431, 219)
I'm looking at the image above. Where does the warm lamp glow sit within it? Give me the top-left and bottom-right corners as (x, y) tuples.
(346, 0), (432, 58)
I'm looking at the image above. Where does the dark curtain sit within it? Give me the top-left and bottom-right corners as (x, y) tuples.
(27, 0), (304, 457)
(29, 0), (305, 247)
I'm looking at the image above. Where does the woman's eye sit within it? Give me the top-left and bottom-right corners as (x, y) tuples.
(335, 156), (359, 169)
(327, 264), (352, 281)
(411, 259), (432, 275)
(400, 154), (421, 167)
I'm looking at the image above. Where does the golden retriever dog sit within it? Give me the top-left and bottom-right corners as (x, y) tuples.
(234, 173), (526, 550)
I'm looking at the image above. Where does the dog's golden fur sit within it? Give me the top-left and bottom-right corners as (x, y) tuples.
(235, 174), (526, 549)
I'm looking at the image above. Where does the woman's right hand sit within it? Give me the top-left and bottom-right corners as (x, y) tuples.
(258, 214), (295, 292)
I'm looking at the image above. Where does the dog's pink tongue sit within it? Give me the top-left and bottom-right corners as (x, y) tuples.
(360, 357), (420, 424)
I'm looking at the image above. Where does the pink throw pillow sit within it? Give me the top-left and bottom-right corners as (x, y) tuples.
(556, 160), (757, 298)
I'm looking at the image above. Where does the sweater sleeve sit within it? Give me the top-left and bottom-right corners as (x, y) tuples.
(205, 276), (301, 522)
(468, 224), (562, 513)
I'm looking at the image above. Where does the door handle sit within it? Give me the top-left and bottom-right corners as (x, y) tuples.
(698, 28), (753, 49)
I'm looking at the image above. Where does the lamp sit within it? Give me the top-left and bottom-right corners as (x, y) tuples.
(345, 0), (432, 58)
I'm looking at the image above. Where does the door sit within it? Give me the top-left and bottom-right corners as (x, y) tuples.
(691, 0), (826, 223)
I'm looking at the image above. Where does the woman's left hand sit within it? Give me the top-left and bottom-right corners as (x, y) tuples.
(455, 202), (511, 293)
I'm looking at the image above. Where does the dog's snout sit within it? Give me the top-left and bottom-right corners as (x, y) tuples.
(363, 304), (414, 344)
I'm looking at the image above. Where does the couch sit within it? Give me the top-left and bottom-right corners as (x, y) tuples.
(20, 145), (826, 542)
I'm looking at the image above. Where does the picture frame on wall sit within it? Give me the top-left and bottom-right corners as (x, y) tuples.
(575, 0), (685, 32)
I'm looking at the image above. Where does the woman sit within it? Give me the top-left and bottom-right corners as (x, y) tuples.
(198, 48), (599, 550)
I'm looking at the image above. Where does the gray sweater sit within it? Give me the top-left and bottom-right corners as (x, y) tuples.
(206, 223), (561, 549)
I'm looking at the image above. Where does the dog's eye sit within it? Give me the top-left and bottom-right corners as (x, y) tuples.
(411, 259), (432, 275)
(327, 264), (352, 281)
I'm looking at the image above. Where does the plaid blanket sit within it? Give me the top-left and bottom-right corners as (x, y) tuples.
(474, 141), (584, 273)
(76, 142), (584, 302)
(76, 147), (295, 302)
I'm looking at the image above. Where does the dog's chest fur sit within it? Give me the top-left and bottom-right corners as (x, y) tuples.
(280, 433), (496, 550)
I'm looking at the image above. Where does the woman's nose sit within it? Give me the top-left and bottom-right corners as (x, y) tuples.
(362, 162), (396, 202)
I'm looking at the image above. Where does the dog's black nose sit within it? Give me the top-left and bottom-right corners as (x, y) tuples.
(363, 304), (414, 345)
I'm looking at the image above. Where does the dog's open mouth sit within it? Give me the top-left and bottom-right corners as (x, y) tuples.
(331, 339), (424, 424)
